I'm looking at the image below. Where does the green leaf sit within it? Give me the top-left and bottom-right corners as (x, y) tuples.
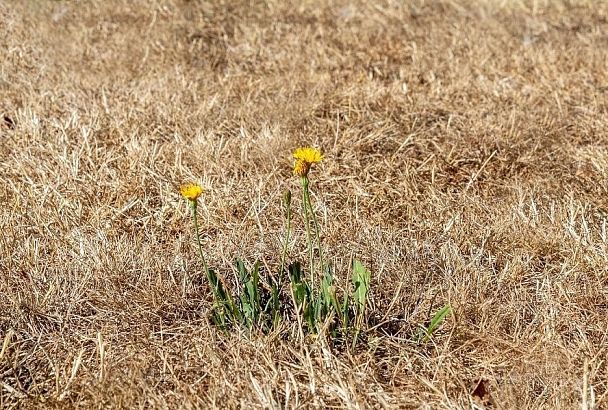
(351, 260), (370, 314)
(321, 273), (333, 310)
(421, 304), (451, 342)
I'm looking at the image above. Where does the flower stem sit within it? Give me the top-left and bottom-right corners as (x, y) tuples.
(306, 186), (324, 274)
(191, 200), (231, 329)
(190, 201), (210, 278)
(301, 176), (324, 275)
(300, 177), (315, 287)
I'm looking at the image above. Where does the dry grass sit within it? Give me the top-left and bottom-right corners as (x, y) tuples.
(1, 0), (608, 408)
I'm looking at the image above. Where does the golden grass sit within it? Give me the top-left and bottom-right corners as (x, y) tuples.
(1, 0), (608, 408)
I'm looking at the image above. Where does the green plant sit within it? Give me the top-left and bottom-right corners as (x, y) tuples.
(207, 267), (240, 330)
(181, 184), (237, 329)
(351, 260), (371, 345)
(417, 304), (451, 343)
(180, 148), (375, 342)
(293, 147), (324, 286)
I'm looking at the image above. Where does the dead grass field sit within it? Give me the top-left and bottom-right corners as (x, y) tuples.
(1, 0), (608, 408)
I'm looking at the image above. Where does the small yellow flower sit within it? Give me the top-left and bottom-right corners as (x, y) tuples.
(292, 147), (323, 177)
(180, 183), (204, 202)
(293, 147), (324, 164)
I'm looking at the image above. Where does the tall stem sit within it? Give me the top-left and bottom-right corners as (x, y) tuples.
(190, 200), (231, 330)
(304, 183), (324, 274)
(190, 201), (218, 299)
(190, 201), (210, 278)
(300, 177), (315, 287)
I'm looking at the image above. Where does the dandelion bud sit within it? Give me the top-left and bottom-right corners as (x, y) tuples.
(293, 159), (311, 177)
(283, 190), (292, 207)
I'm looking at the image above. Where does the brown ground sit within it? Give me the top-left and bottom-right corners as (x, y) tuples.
(1, 0), (608, 408)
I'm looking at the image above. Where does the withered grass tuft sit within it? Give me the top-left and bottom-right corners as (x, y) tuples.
(1, 0), (608, 408)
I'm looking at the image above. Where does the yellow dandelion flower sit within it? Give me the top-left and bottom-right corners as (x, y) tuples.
(180, 183), (204, 202)
(292, 147), (323, 177)
(293, 147), (324, 164)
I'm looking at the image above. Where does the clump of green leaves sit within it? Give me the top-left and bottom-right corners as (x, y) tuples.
(184, 179), (374, 342)
(287, 260), (369, 341)
(207, 260), (282, 332)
